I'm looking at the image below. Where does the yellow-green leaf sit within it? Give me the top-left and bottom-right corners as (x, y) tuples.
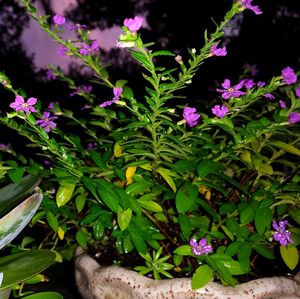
(117, 208), (132, 231)
(272, 141), (300, 157)
(114, 142), (123, 158)
(280, 245), (299, 270)
(137, 200), (163, 212)
(157, 168), (176, 192)
(56, 183), (75, 207)
(126, 166), (137, 185)
(258, 163), (273, 175)
(240, 150), (252, 164)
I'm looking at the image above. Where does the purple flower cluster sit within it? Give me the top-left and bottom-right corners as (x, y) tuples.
(123, 16), (143, 33)
(10, 95), (58, 133)
(57, 46), (69, 57)
(288, 112), (300, 124)
(36, 112), (58, 132)
(10, 95), (37, 114)
(272, 220), (293, 247)
(183, 107), (200, 127)
(70, 85), (93, 97)
(79, 41), (99, 56)
(189, 238), (213, 256)
(210, 43), (227, 57)
(240, 0), (262, 15)
(53, 15), (66, 26)
(211, 104), (229, 118)
(99, 87), (123, 108)
(216, 79), (246, 100)
(281, 66), (297, 85)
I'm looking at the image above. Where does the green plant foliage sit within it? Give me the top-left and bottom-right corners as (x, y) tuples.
(0, 0), (299, 294)
(0, 250), (56, 290)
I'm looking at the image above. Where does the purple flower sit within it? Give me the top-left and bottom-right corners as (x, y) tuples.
(216, 79), (246, 100)
(99, 87), (123, 108)
(70, 85), (93, 97)
(0, 143), (10, 151)
(279, 100), (286, 109)
(36, 111), (58, 132)
(272, 220), (293, 247)
(10, 95), (37, 114)
(241, 79), (255, 89)
(210, 43), (227, 57)
(288, 112), (300, 124)
(57, 46), (69, 56)
(296, 85), (300, 98)
(124, 16), (143, 33)
(212, 104), (229, 118)
(257, 81), (266, 87)
(53, 15), (66, 25)
(264, 93), (275, 100)
(46, 69), (57, 80)
(189, 238), (213, 256)
(281, 66), (297, 85)
(48, 102), (55, 110)
(241, 0), (262, 15)
(67, 24), (87, 31)
(79, 41), (99, 56)
(87, 142), (97, 151)
(183, 107), (200, 127)
(243, 63), (259, 76)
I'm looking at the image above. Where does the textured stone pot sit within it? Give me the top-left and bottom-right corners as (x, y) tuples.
(75, 248), (300, 299)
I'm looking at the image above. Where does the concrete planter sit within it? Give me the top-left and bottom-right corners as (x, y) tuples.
(75, 249), (300, 299)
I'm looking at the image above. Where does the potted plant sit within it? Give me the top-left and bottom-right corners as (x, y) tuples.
(1, 0), (300, 298)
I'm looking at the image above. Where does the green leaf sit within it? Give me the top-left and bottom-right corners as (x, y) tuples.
(210, 254), (245, 275)
(152, 50), (175, 57)
(191, 265), (213, 290)
(240, 206), (255, 224)
(205, 256), (237, 286)
(173, 245), (192, 256)
(123, 234), (134, 253)
(129, 228), (147, 254)
(157, 168), (177, 192)
(252, 244), (275, 259)
(178, 214), (192, 240)
(175, 182), (198, 213)
(0, 250), (56, 290)
(272, 141), (300, 157)
(254, 207), (273, 235)
(76, 229), (88, 248)
(93, 220), (105, 240)
(0, 174), (41, 218)
(56, 183), (75, 207)
(137, 200), (163, 212)
(96, 180), (120, 213)
(75, 195), (86, 213)
(81, 176), (102, 204)
(280, 246), (299, 270)
(237, 243), (252, 273)
(129, 50), (152, 70)
(0, 192), (43, 250)
(117, 208), (132, 231)
(22, 292), (64, 299)
(46, 211), (59, 233)
(7, 167), (25, 183)
(125, 182), (152, 195)
(221, 225), (234, 241)
(89, 151), (106, 169)
(197, 160), (224, 179)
